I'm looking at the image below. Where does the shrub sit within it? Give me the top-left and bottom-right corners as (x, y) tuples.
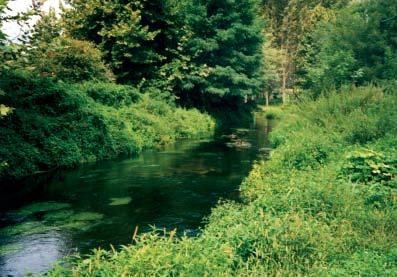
(271, 130), (333, 170)
(79, 82), (141, 107)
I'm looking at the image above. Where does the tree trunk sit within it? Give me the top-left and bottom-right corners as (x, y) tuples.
(281, 65), (287, 104)
(265, 91), (269, 107)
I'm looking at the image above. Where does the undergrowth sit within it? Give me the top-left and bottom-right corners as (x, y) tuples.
(48, 85), (397, 276)
(0, 71), (215, 181)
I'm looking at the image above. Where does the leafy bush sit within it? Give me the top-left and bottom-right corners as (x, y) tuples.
(79, 82), (141, 107)
(271, 130), (332, 170)
(341, 149), (397, 186)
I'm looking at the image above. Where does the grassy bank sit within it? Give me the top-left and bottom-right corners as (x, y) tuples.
(49, 85), (397, 276)
(0, 71), (215, 181)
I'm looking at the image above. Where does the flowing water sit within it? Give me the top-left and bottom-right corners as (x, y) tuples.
(0, 115), (273, 276)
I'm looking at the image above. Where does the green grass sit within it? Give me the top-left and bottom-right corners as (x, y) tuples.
(44, 85), (397, 276)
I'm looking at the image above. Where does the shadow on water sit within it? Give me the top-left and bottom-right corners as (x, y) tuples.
(0, 114), (274, 276)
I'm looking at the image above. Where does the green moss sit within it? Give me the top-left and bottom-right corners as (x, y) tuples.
(109, 197), (132, 206)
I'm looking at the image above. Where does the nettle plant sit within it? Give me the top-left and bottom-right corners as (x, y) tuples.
(341, 149), (397, 187)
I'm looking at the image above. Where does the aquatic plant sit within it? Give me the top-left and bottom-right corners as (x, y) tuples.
(1, 208), (105, 239)
(0, 221), (55, 237)
(0, 243), (22, 255)
(13, 202), (71, 217)
(109, 197), (132, 206)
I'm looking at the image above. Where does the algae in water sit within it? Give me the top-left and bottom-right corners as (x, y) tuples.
(14, 202), (71, 217)
(0, 221), (56, 236)
(0, 243), (22, 255)
(109, 197), (132, 206)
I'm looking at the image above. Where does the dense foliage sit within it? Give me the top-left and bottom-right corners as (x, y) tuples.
(259, 0), (397, 102)
(63, 0), (264, 108)
(303, 0), (397, 93)
(176, 0), (264, 107)
(49, 86), (397, 275)
(63, 0), (166, 84)
(0, 71), (214, 180)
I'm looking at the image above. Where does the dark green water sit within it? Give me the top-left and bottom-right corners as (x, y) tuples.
(0, 115), (273, 276)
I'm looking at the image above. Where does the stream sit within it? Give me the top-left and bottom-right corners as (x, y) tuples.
(0, 114), (273, 276)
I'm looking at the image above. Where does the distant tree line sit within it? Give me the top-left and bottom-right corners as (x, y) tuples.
(260, 0), (397, 103)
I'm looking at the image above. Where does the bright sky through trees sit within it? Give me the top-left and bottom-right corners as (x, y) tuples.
(2, 0), (63, 40)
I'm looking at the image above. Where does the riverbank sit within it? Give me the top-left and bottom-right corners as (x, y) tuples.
(0, 71), (215, 182)
(49, 85), (397, 276)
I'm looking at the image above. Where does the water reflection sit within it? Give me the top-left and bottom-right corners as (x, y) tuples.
(0, 115), (273, 276)
(0, 232), (70, 276)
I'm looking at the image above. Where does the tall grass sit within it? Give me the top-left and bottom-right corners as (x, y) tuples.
(48, 85), (397, 276)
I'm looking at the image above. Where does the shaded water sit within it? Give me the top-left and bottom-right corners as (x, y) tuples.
(0, 115), (273, 276)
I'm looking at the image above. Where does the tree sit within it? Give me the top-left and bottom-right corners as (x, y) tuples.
(178, 0), (264, 108)
(304, 0), (397, 94)
(1, 0), (14, 118)
(63, 0), (265, 109)
(0, 0), (7, 44)
(262, 34), (284, 106)
(63, 0), (187, 85)
(260, 0), (348, 102)
(7, 9), (113, 83)
(29, 36), (114, 82)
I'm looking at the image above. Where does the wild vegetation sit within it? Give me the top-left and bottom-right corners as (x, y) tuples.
(48, 86), (397, 276)
(0, 71), (214, 180)
(0, 0), (397, 275)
